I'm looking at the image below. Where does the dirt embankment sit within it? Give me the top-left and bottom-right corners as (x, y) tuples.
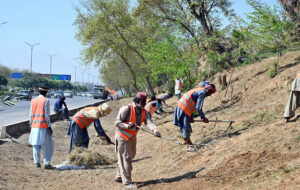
(0, 51), (300, 190)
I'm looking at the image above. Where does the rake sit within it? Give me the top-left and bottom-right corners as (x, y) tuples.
(193, 119), (235, 128)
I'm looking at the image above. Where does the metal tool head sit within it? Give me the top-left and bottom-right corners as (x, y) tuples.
(227, 121), (233, 129)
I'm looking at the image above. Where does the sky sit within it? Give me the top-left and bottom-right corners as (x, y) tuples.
(0, 0), (278, 85)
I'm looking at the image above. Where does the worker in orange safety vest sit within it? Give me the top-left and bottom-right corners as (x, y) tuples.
(175, 77), (183, 100)
(67, 103), (113, 152)
(157, 93), (173, 105)
(174, 84), (216, 151)
(114, 92), (161, 189)
(29, 86), (55, 169)
(145, 98), (164, 118)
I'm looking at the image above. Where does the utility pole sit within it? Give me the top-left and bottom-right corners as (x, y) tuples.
(72, 65), (77, 85)
(46, 53), (57, 77)
(82, 69), (86, 85)
(88, 72), (91, 84)
(25, 42), (40, 74)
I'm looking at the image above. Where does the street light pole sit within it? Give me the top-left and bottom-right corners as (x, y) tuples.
(88, 72), (91, 84)
(46, 53), (57, 77)
(25, 42), (40, 73)
(72, 65), (77, 85)
(82, 69), (86, 85)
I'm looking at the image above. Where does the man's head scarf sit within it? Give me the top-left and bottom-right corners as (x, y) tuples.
(204, 84), (216, 93)
(136, 92), (147, 100)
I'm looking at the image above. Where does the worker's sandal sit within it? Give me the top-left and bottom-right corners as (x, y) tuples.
(44, 164), (56, 170)
(124, 183), (138, 189)
(114, 177), (122, 183)
(35, 163), (41, 168)
(186, 145), (196, 152)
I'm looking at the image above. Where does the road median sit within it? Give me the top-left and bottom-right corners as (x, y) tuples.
(0, 99), (109, 139)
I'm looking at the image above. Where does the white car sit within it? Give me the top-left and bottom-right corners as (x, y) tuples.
(86, 92), (93, 97)
(64, 91), (73, 98)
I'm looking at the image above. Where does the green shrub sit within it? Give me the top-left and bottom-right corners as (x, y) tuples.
(268, 60), (278, 78)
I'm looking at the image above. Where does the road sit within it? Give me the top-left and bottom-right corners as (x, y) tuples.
(0, 96), (106, 126)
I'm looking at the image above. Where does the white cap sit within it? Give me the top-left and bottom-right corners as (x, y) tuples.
(98, 103), (112, 116)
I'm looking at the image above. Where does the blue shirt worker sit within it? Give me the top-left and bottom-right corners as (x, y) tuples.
(147, 95), (156, 103)
(174, 84), (216, 149)
(54, 96), (69, 120)
(157, 93), (173, 105)
(67, 103), (113, 153)
(201, 81), (209, 87)
(29, 86), (55, 169)
(145, 99), (164, 118)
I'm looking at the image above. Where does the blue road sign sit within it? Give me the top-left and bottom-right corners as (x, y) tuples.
(10, 73), (24, 79)
(60, 75), (71, 81)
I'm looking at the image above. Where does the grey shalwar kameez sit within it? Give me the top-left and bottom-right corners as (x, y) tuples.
(115, 103), (158, 185)
(284, 76), (300, 119)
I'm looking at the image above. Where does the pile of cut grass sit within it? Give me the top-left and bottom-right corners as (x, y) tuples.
(69, 147), (113, 166)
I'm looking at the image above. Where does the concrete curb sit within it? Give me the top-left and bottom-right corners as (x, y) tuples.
(0, 99), (109, 139)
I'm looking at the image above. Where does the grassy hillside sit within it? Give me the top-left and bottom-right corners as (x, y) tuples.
(0, 51), (299, 190)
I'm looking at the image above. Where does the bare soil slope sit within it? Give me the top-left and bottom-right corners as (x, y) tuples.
(1, 51), (300, 190)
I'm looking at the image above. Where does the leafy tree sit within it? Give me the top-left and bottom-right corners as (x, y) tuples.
(278, 0), (300, 39)
(74, 0), (159, 95)
(0, 75), (8, 86)
(9, 74), (76, 91)
(100, 54), (138, 94)
(136, 0), (201, 45)
(142, 33), (200, 89)
(246, 0), (293, 67)
(278, 0), (300, 22)
(186, 0), (235, 37)
(0, 64), (12, 78)
(136, 0), (237, 80)
(137, 0), (235, 46)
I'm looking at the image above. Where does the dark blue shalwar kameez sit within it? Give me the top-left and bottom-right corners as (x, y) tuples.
(173, 89), (207, 138)
(67, 119), (106, 153)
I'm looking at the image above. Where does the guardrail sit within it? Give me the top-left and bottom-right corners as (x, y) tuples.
(0, 99), (109, 139)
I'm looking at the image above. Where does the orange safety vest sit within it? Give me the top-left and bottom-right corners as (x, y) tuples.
(73, 107), (99, 129)
(111, 90), (118, 99)
(178, 80), (183, 90)
(116, 103), (146, 141)
(145, 101), (157, 115)
(158, 94), (168, 101)
(31, 96), (48, 128)
(177, 87), (204, 117)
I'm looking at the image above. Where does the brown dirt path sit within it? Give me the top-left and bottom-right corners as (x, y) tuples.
(1, 51), (300, 190)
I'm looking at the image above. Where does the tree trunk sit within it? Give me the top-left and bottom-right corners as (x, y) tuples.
(115, 26), (156, 97)
(278, 0), (299, 22)
(279, 0), (300, 39)
(198, 3), (212, 37)
(187, 0), (212, 37)
(145, 76), (155, 96)
(116, 51), (139, 92)
(218, 75), (227, 90)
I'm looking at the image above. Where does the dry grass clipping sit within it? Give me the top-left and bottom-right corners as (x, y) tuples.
(69, 147), (113, 166)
